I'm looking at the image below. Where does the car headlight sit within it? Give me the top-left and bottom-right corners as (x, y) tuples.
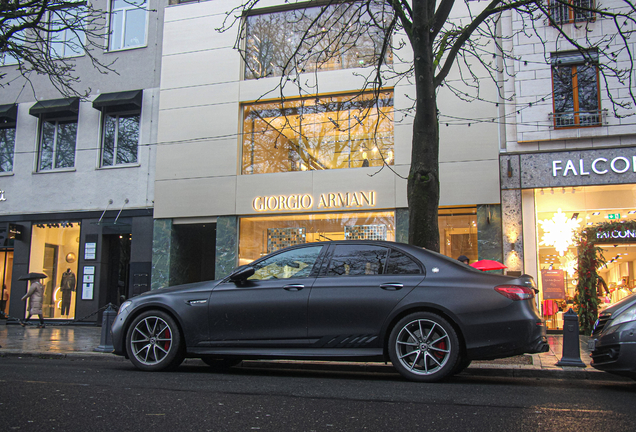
(608, 305), (636, 330)
(118, 300), (133, 316)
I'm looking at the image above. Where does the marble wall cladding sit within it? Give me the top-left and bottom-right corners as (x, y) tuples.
(395, 208), (409, 244)
(151, 219), (172, 290)
(520, 146), (636, 188)
(500, 154), (521, 190)
(477, 204), (503, 262)
(501, 189), (524, 273)
(216, 216), (239, 279)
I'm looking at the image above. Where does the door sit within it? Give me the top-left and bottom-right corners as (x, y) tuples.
(208, 245), (324, 344)
(308, 244), (425, 346)
(0, 251), (13, 318)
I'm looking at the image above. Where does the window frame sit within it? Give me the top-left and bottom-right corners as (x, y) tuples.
(241, 90), (395, 175)
(551, 51), (601, 129)
(99, 109), (141, 168)
(0, 122), (17, 173)
(36, 116), (78, 172)
(48, 6), (86, 58)
(548, 0), (596, 25)
(108, 0), (149, 52)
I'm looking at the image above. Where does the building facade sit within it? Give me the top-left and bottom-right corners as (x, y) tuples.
(151, 0), (504, 288)
(0, 0), (166, 323)
(499, 2), (636, 330)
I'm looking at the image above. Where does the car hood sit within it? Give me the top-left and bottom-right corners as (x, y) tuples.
(136, 279), (221, 298)
(601, 292), (636, 318)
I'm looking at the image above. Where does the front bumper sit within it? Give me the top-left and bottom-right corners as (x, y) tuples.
(590, 323), (636, 378)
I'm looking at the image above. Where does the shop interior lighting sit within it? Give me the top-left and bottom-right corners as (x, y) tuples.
(629, 210), (636, 214)
(592, 212), (601, 216)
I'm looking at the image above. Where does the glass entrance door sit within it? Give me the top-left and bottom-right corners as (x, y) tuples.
(0, 250), (13, 318)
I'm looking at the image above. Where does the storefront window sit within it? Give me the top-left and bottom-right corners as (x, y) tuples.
(242, 91), (394, 174)
(438, 207), (478, 263)
(0, 251), (13, 318)
(28, 222), (80, 319)
(536, 185), (636, 330)
(239, 211), (395, 265)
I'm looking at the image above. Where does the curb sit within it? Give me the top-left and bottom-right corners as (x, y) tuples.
(2, 350), (630, 382)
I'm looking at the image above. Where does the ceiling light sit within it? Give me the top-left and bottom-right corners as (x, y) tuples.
(592, 212), (600, 216)
(629, 210), (636, 214)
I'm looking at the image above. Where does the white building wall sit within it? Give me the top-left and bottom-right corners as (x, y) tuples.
(154, 1), (502, 220)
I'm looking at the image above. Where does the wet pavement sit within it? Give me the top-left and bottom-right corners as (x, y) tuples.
(0, 322), (629, 381)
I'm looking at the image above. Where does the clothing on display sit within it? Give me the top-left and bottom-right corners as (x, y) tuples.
(59, 269), (76, 316)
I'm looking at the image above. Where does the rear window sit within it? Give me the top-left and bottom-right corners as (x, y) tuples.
(386, 249), (421, 274)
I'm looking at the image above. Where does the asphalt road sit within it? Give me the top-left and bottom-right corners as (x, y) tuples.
(1, 357), (634, 432)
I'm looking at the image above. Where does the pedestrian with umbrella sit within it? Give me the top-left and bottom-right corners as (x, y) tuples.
(19, 272), (47, 328)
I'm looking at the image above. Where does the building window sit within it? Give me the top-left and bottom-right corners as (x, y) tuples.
(49, 8), (86, 58)
(109, 0), (147, 51)
(0, 125), (15, 173)
(242, 91), (394, 175)
(38, 119), (78, 171)
(239, 211), (395, 265)
(551, 51), (601, 128)
(548, 0), (595, 25)
(101, 113), (140, 166)
(244, 2), (391, 80)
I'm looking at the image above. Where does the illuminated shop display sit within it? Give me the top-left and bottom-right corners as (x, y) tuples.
(536, 184), (636, 330)
(27, 223), (80, 319)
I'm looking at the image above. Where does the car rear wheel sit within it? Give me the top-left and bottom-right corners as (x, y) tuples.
(126, 310), (184, 371)
(389, 312), (459, 382)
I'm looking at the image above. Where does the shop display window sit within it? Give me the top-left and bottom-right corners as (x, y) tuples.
(438, 207), (478, 263)
(0, 251), (13, 318)
(241, 91), (394, 174)
(239, 211), (395, 265)
(27, 222), (80, 319)
(535, 185), (636, 330)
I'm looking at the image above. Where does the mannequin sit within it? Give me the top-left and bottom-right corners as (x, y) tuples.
(60, 268), (76, 316)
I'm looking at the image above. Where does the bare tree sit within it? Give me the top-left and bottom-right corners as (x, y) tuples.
(0, 0), (116, 97)
(220, 0), (636, 252)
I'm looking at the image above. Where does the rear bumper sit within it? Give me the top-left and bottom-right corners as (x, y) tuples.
(467, 319), (548, 360)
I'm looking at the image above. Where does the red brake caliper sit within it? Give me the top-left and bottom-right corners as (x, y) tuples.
(164, 328), (171, 350)
(433, 340), (447, 360)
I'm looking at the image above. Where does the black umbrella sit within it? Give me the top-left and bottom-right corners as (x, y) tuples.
(18, 272), (48, 281)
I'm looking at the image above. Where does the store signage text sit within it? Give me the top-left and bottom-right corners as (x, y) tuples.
(552, 156), (636, 177)
(596, 229), (636, 241)
(0, 190), (6, 201)
(253, 191), (376, 212)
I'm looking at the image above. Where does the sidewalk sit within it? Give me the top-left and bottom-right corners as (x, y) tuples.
(0, 323), (630, 381)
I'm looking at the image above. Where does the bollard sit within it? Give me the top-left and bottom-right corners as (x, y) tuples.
(94, 304), (116, 353)
(556, 308), (585, 367)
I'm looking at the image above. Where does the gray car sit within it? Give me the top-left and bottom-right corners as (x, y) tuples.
(111, 240), (548, 382)
(590, 293), (636, 379)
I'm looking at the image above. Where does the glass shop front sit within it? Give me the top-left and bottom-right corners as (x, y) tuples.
(535, 184), (636, 330)
(238, 207), (478, 266)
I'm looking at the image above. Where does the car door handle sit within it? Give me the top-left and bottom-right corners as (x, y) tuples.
(283, 284), (305, 291)
(380, 283), (403, 291)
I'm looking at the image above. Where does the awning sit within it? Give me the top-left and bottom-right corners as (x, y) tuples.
(29, 97), (79, 118)
(92, 90), (143, 112)
(0, 104), (18, 123)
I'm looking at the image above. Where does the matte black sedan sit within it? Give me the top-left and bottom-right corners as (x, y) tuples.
(111, 240), (548, 382)
(589, 293), (636, 379)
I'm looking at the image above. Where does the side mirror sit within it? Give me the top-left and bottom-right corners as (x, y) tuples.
(228, 266), (255, 283)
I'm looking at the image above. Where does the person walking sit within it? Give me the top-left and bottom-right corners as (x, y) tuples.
(21, 277), (45, 328)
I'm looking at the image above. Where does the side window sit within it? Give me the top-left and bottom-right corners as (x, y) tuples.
(386, 249), (422, 274)
(109, 0), (148, 51)
(327, 244), (389, 276)
(248, 245), (323, 281)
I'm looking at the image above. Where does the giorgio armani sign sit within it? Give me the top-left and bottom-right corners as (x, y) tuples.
(515, 147), (636, 189)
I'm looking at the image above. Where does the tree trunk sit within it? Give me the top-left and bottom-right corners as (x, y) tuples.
(407, 0), (441, 252)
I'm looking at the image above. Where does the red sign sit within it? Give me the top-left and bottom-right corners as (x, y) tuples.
(541, 269), (566, 300)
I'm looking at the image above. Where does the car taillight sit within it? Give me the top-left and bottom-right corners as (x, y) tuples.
(495, 285), (535, 301)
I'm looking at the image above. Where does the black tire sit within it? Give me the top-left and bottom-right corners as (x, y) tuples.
(451, 356), (472, 376)
(201, 357), (243, 369)
(126, 310), (185, 371)
(388, 312), (460, 382)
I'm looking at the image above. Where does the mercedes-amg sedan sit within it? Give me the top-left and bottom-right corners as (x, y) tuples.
(111, 240), (548, 382)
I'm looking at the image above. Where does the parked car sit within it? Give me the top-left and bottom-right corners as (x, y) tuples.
(589, 293), (636, 379)
(111, 240), (548, 382)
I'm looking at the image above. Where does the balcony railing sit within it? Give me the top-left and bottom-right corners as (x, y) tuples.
(550, 109), (605, 128)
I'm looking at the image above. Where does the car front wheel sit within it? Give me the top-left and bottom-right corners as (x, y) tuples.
(126, 310), (184, 371)
(389, 312), (459, 382)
